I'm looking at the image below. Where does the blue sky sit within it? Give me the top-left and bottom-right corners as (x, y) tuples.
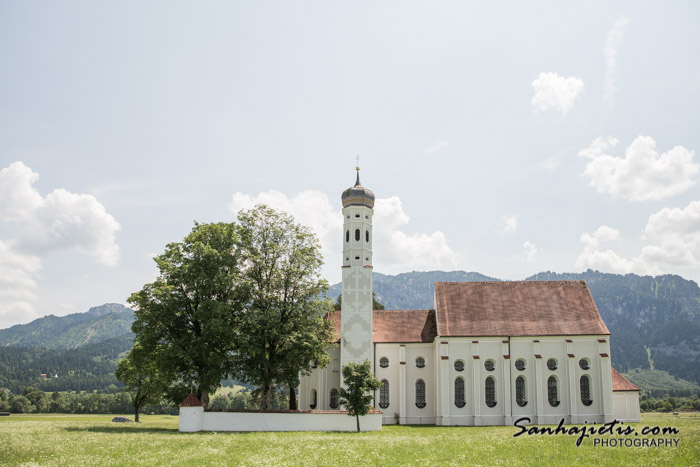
(1, 1), (699, 327)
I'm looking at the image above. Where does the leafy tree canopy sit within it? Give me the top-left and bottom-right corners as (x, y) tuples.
(338, 360), (381, 432)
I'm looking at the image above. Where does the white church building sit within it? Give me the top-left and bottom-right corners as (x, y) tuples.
(298, 171), (641, 425)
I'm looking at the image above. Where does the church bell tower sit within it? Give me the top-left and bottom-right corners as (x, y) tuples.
(340, 167), (375, 373)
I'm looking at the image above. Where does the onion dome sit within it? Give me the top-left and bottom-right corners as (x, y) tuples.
(341, 168), (375, 209)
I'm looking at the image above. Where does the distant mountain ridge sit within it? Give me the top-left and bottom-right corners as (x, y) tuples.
(2, 270), (699, 393)
(0, 303), (134, 349)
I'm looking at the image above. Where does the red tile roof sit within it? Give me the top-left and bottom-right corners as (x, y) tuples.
(326, 309), (437, 343)
(434, 281), (610, 337)
(179, 393), (205, 407)
(611, 368), (641, 391)
(374, 310), (436, 343)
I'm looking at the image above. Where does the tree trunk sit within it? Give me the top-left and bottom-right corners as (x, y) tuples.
(200, 392), (210, 408)
(288, 385), (297, 410)
(261, 384), (272, 410)
(134, 403), (141, 423)
(356, 414), (360, 432)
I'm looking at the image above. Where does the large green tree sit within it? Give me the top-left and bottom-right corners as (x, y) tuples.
(338, 360), (381, 432)
(231, 205), (334, 410)
(128, 222), (244, 404)
(116, 343), (168, 422)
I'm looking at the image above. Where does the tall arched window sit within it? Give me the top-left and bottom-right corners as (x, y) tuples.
(515, 376), (527, 407)
(379, 380), (390, 409)
(548, 376), (560, 407)
(415, 379), (426, 408)
(355, 229), (360, 241)
(365, 230), (369, 242)
(580, 375), (593, 406)
(485, 376), (497, 407)
(346, 230), (349, 242)
(454, 377), (466, 408)
(329, 388), (339, 409)
(310, 389), (317, 409)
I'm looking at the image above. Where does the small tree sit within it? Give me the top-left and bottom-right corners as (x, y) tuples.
(338, 360), (381, 432)
(116, 343), (167, 422)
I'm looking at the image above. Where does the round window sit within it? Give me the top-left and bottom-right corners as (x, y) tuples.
(454, 360), (465, 372)
(484, 360), (495, 371)
(515, 359), (526, 371)
(416, 357), (425, 368)
(379, 357), (389, 368)
(579, 358), (590, 370)
(547, 358), (558, 371)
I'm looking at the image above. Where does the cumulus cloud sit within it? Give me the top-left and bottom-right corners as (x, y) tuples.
(0, 161), (121, 326)
(579, 136), (698, 201)
(0, 161), (43, 221)
(503, 215), (518, 233)
(604, 18), (630, 107)
(522, 241), (537, 259)
(0, 240), (42, 327)
(531, 72), (584, 115)
(575, 201), (700, 277)
(228, 190), (457, 276)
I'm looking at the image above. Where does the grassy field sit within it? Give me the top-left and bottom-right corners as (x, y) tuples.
(0, 413), (698, 466)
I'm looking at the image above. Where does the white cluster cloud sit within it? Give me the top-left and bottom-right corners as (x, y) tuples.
(575, 201), (700, 276)
(228, 190), (457, 276)
(503, 215), (518, 233)
(530, 72), (584, 115)
(0, 162), (121, 326)
(522, 241), (537, 260)
(604, 18), (630, 107)
(579, 136), (698, 201)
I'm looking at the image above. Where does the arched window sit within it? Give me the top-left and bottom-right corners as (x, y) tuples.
(379, 380), (390, 409)
(454, 360), (465, 372)
(454, 377), (466, 408)
(345, 230), (349, 242)
(416, 357), (425, 368)
(415, 379), (426, 408)
(515, 359), (526, 371)
(485, 376), (496, 408)
(579, 358), (590, 370)
(355, 229), (360, 241)
(310, 389), (317, 409)
(548, 376), (560, 407)
(329, 388), (339, 409)
(484, 360), (495, 371)
(547, 359), (558, 371)
(365, 230), (369, 242)
(580, 375), (593, 406)
(379, 357), (389, 368)
(515, 376), (527, 407)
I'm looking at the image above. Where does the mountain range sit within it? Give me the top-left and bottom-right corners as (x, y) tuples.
(2, 271), (699, 395)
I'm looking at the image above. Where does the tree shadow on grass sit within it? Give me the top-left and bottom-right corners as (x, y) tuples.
(63, 426), (180, 434)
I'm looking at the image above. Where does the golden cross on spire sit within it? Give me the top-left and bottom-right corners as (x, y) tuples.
(355, 155), (360, 171)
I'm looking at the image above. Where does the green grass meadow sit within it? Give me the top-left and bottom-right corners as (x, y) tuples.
(0, 413), (698, 466)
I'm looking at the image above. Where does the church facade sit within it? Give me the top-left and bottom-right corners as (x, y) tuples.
(298, 172), (640, 426)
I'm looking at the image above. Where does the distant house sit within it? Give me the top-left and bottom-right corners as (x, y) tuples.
(39, 373), (48, 379)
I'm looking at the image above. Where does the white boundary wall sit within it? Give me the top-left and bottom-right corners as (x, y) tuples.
(179, 407), (382, 432)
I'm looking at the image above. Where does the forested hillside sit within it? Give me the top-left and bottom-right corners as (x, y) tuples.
(0, 303), (133, 348)
(0, 304), (134, 394)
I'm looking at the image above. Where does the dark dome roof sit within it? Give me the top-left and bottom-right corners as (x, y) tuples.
(341, 171), (375, 209)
